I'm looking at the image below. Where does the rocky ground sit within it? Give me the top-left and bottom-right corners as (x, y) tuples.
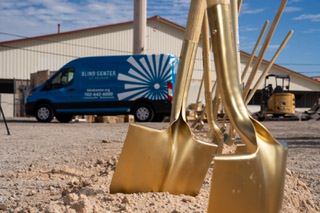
(0, 119), (319, 213)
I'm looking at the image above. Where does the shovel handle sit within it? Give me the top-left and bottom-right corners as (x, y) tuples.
(230, 0), (241, 82)
(191, 76), (204, 126)
(170, 0), (207, 121)
(241, 21), (269, 84)
(245, 30), (294, 105)
(242, 0), (288, 100)
(201, 11), (223, 150)
(208, 0), (257, 152)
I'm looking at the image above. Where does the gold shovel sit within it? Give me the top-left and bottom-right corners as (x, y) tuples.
(206, 0), (287, 212)
(110, 0), (218, 196)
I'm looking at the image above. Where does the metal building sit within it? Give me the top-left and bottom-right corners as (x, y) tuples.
(0, 16), (319, 117)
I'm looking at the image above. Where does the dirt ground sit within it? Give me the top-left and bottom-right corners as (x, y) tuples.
(0, 119), (319, 213)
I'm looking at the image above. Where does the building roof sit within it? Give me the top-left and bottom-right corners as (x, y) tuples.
(240, 52), (320, 86)
(1, 15), (319, 86)
(0, 16), (184, 45)
(312, 76), (320, 81)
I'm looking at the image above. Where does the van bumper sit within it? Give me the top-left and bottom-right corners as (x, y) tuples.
(25, 102), (35, 116)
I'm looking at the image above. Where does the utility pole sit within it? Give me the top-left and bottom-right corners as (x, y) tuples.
(133, 0), (147, 54)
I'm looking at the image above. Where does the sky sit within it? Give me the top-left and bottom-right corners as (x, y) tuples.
(0, 0), (319, 77)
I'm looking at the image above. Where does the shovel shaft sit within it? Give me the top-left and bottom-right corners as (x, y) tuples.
(222, 22), (269, 142)
(211, 83), (220, 122)
(241, 20), (269, 84)
(170, 0), (207, 121)
(207, 1), (257, 153)
(191, 76), (204, 127)
(230, 0), (241, 83)
(242, 0), (288, 100)
(201, 11), (223, 150)
(245, 30), (294, 105)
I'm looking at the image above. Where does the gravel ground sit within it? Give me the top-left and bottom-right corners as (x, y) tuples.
(0, 119), (319, 212)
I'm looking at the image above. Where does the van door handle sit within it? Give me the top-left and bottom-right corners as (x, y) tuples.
(68, 88), (75, 91)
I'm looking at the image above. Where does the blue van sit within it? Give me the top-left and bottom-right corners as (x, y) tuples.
(25, 54), (179, 123)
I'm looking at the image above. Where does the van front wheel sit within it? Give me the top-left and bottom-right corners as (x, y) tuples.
(35, 104), (54, 122)
(134, 104), (154, 122)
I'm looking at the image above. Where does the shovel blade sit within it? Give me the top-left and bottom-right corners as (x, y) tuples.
(208, 119), (287, 213)
(110, 118), (218, 195)
(110, 123), (171, 194)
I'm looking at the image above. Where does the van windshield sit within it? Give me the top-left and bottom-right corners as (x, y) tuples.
(46, 68), (74, 90)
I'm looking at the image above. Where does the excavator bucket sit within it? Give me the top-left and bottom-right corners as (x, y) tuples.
(206, 0), (287, 212)
(110, 0), (218, 196)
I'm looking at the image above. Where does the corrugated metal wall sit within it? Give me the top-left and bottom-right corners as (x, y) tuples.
(1, 19), (319, 91)
(0, 19), (214, 81)
(0, 24), (134, 79)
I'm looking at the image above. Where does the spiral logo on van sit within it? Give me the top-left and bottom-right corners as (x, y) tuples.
(117, 55), (175, 101)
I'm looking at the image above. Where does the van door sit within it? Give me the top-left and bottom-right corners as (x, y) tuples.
(74, 58), (124, 114)
(42, 68), (75, 112)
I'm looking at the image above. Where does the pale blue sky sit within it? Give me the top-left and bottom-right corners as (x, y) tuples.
(0, 0), (319, 76)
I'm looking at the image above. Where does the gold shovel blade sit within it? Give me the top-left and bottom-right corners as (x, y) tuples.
(206, 0), (288, 212)
(110, 116), (217, 195)
(208, 118), (287, 213)
(110, 0), (217, 196)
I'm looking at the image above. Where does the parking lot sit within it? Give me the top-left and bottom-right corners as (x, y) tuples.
(0, 120), (319, 212)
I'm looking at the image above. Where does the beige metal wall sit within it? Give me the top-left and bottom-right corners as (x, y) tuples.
(0, 19), (215, 107)
(0, 19), (213, 81)
(0, 24), (133, 79)
(1, 19), (319, 90)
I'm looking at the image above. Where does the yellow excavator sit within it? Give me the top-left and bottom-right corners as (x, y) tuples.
(255, 74), (298, 120)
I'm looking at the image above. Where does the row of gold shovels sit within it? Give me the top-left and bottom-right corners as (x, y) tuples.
(111, 0), (291, 212)
(192, 1), (293, 141)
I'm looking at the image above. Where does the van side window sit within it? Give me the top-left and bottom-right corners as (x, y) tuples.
(46, 68), (74, 90)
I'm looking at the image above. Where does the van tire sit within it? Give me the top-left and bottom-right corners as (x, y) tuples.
(133, 103), (154, 122)
(55, 114), (73, 123)
(35, 104), (54, 122)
